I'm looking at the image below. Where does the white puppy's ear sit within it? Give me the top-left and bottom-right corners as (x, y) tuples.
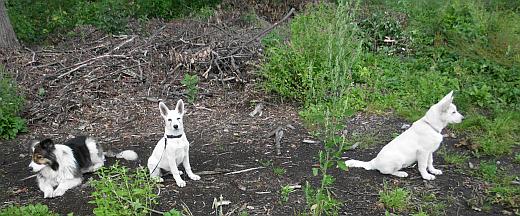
(175, 99), (184, 115)
(159, 102), (169, 118)
(438, 91), (454, 111)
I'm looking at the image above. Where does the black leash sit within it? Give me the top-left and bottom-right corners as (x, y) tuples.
(150, 134), (182, 178)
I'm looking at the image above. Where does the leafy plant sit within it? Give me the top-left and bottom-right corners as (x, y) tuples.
(163, 209), (183, 216)
(0, 68), (26, 140)
(0, 204), (58, 216)
(280, 185), (295, 203)
(181, 73), (199, 103)
(379, 183), (410, 212)
(273, 167), (286, 176)
(89, 163), (158, 216)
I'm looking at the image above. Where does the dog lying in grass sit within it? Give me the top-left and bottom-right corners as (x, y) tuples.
(147, 99), (200, 187)
(345, 91), (464, 180)
(29, 136), (138, 198)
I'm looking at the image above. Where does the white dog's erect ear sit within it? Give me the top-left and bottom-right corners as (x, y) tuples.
(159, 102), (169, 118)
(175, 99), (184, 115)
(438, 91), (454, 111)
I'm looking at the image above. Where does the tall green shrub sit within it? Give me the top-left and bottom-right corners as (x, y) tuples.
(0, 66), (26, 140)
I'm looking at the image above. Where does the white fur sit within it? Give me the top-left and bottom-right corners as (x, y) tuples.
(34, 144), (83, 198)
(345, 91), (464, 180)
(147, 99), (200, 187)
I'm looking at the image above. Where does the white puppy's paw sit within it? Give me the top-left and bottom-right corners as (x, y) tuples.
(175, 179), (186, 187)
(51, 188), (66, 197)
(43, 191), (53, 199)
(421, 173), (436, 180)
(189, 174), (201, 181)
(429, 168), (443, 175)
(392, 171), (409, 178)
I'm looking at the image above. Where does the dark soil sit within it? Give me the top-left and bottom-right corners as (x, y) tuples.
(0, 5), (516, 216)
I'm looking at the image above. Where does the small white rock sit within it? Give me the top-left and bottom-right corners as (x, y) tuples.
(401, 124), (411, 129)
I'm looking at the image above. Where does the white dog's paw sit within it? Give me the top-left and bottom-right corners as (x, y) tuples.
(175, 179), (186, 187)
(421, 173), (436, 180)
(392, 171), (409, 178)
(429, 168), (443, 175)
(189, 174), (200, 181)
(51, 188), (66, 197)
(43, 191), (53, 199)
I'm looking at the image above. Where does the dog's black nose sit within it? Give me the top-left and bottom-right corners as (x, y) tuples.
(173, 124), (179, 129)
(28, 166), (33, 171)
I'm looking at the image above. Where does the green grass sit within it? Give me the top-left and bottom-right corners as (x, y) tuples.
(438, 148), (469, 166)
(280, 185), (295, 203)
(476, 161), (520, 210)
(273, 167), (286, 176)
(0, 204), (58, 216)
(379, 183), (410, 212)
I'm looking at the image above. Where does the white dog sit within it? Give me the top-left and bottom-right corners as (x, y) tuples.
(29, 136), (138, 198)
(345, 91), (464, 180)
(147, 99), (200, 187)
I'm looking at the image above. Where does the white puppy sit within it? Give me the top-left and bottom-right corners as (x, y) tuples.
(147, 99), (200, 187)
(345, 91), (464, 180)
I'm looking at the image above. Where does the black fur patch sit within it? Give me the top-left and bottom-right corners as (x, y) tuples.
(63, 136), (92, 169)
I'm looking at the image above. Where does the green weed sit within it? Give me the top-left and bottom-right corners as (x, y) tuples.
(280, 185), (295, 203)
(89, 163), (158, 216)
(477, 161), (520, 210)
(379, 183), (410, 212)
(0, 204), (58, 216)
(181, 73), (199, 103)
(0, 67), (26, 140)
(273, 167), (286, 176)
(515, 153), (520, 164)
(438, 148), (469, 166)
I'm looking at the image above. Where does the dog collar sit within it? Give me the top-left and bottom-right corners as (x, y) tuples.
(422, 119), (441, 133)
(166, 134), (182, 139)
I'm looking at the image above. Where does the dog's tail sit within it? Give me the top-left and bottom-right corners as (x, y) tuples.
(345, 159), (373, 170)
(104, 150), (138, 161)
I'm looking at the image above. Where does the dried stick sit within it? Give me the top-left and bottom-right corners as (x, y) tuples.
(275, 129), (284, 155)
(224, 167), (265, 175)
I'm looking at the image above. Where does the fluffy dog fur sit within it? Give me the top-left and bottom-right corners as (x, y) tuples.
(29, 136), (137, 198)
(345, 91), (464, 180)
(147, 99), (200, 187)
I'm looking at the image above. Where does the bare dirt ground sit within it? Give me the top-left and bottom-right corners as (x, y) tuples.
(0, 5), (517, 216)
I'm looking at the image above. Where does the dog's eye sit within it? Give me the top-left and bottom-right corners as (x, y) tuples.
(176, 118), (181, 120)
(167, 119), (172, 121)
(452, 111), (456, 114)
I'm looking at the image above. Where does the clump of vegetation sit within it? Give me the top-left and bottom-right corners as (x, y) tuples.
(0, 66), (26, 140)
(6, 0), (222, 43)
(379, 183), (411, 213)
(0, 204), (58, 216)
(280, 185), (295, 203)
(181, 73), (200, 103)
(89, 163), (159, 216)
(477, 161), (519, 210)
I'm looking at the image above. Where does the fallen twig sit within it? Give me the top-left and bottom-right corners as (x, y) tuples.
(224, 167), (265, 175)
(275, 129), (284, 155)
(19, 174), (37, 181)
